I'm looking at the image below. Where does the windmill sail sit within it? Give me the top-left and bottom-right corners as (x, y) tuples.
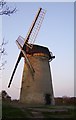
(8, 8), (46, 88)
(8, 53), (21, 88)
(17, 8), (46, 49)
(25, 8), (46, 48)
(16, 40), (35, 76)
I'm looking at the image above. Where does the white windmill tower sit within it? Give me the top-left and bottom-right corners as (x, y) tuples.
(8, 8), (55, 105)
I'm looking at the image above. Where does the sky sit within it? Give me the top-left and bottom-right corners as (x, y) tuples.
(1, 2), (74, 99)
(5, 0), (75, 2)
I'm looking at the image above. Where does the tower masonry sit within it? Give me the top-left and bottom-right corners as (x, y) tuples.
(20, 44), (55, 105)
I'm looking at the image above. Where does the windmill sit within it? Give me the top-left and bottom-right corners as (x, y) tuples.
(8, 8), (55, 105)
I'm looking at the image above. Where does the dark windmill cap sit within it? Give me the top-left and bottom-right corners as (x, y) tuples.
(25, 44), (55, 60)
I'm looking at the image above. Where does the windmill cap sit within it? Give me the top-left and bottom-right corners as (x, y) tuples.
(23, 44), (55, 60)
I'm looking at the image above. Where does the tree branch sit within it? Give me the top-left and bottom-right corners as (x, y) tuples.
(0, 0), (17, 16)
(0, 0), (17, 70)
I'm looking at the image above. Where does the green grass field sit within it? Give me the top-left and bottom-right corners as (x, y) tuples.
(2, 100), (75, 119)
(0, 100), (2, 120)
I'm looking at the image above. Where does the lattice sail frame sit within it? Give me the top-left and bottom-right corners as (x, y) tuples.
(16, 8), (46, 49)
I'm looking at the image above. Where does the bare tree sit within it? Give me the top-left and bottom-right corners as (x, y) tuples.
(0, 0), (17, 70)
(0, 39), (8, 70)
(0, 0), (17, 16)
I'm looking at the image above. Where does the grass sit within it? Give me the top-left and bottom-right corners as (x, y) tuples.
(28, 105), (75, 119)
(41, 108), (75, 119)
(2, 100), (76, 119)
(0, 100), (2, 119)
(2, 101), (30, 118)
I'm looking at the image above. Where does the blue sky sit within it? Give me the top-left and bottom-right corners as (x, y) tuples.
(1, 2), (74, 99)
